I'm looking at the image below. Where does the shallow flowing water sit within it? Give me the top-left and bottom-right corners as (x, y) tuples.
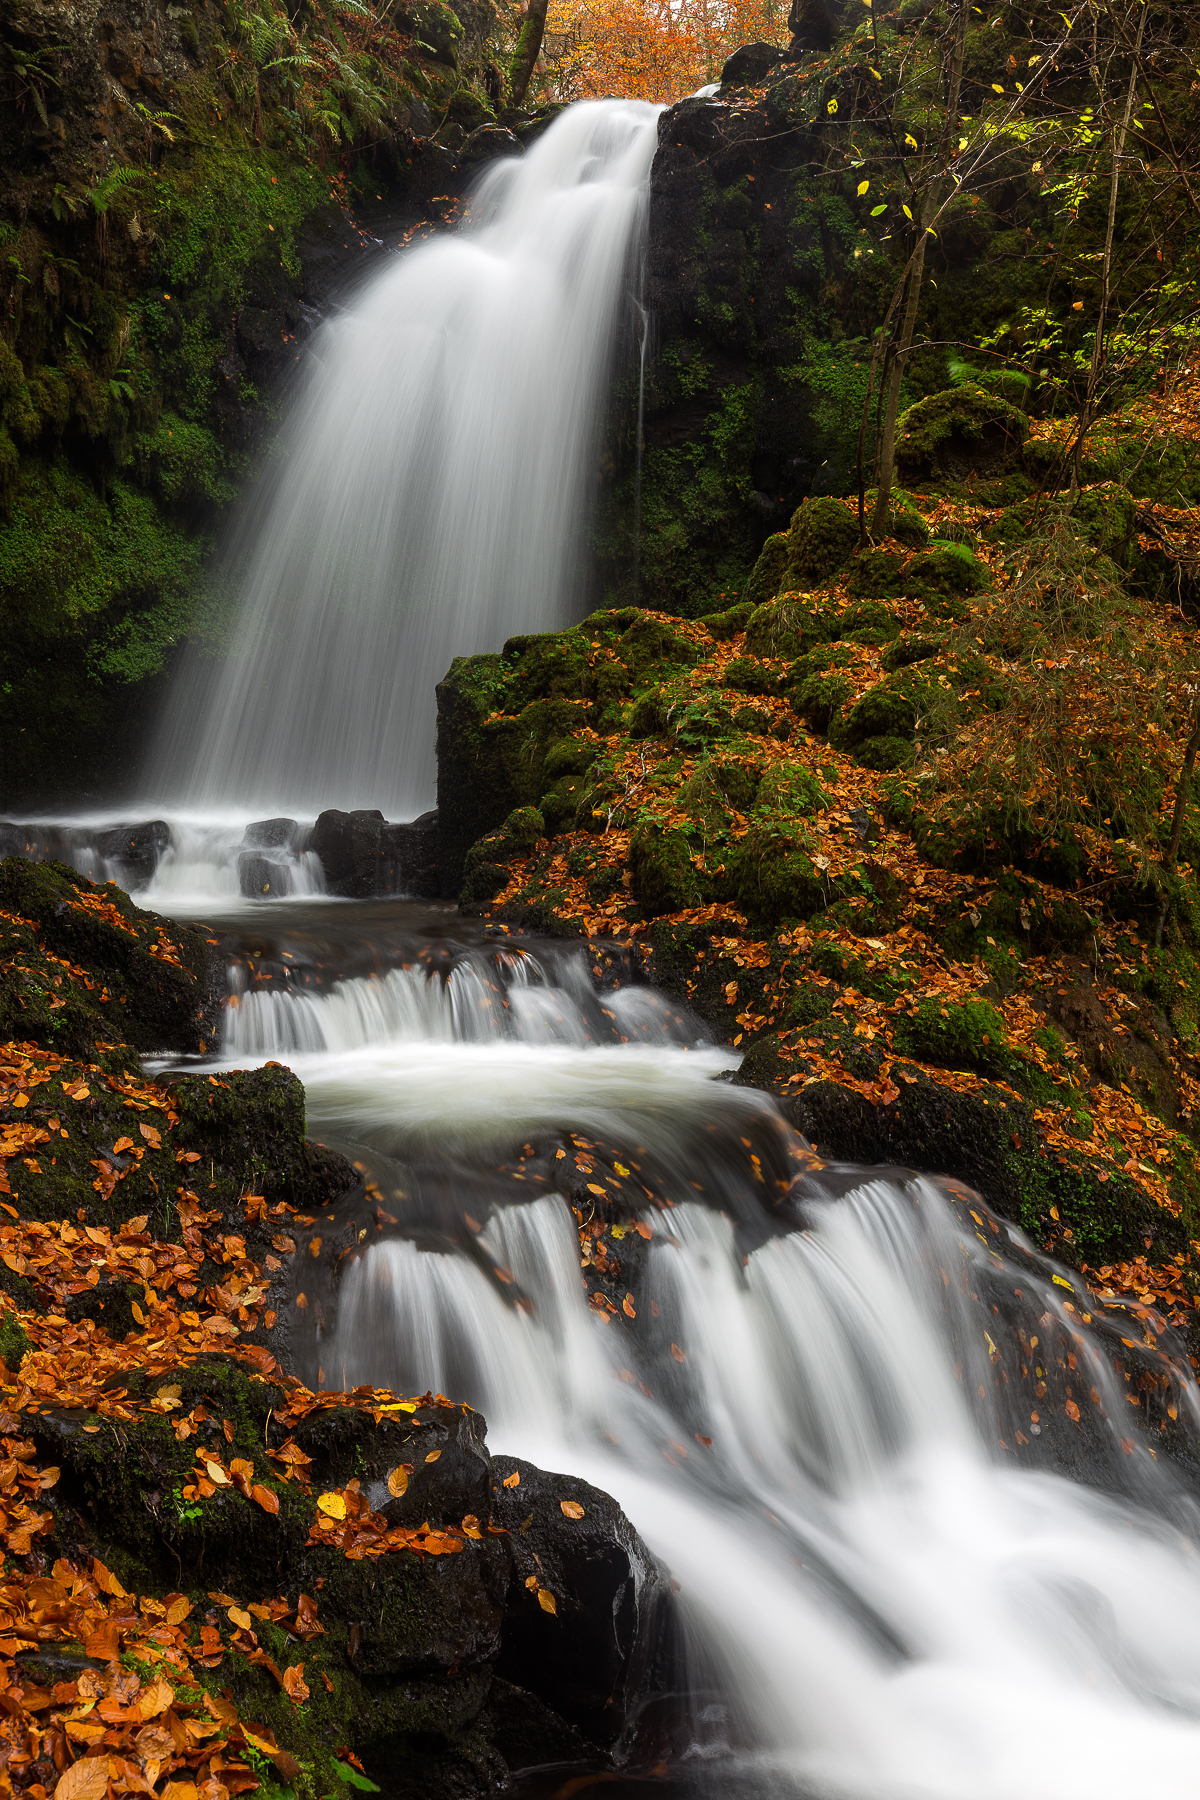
(162, 897), (1200, 1800)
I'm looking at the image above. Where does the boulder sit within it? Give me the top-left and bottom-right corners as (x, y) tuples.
(238, 851), (293, 898)
(96, 819), (171, 888)
(242, 816), (300, 850)
(490, 1456), (672, 1748)
(720, 41), (785, 86)
(312, 809), (441, 898)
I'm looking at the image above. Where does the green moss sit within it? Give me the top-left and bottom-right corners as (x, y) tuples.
(893, 383), (1030, 488)
(0, 1311), (30, 1374)
(745, 598), (832, 660)
(732, 822), (825, 929)
(742, 532), (789, 607)
(783, 496), (858, 586)
(629, 824), (710, 916)
(892, 994), (1013, 1078)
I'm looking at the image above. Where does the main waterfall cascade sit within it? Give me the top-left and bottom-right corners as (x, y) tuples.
(152, 100), (661, 819)
(185, 912), (1200, 1800)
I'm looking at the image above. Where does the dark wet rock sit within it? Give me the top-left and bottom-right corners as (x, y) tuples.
(491, 1457), (672, 1748)
(96, 819), (171, 888)
(720, 40), (785, 85)
(461, 124), (523, 163)
(312, 808), (440, 897)
(238, 852), (294, 898)
(242, 817), (300, 850)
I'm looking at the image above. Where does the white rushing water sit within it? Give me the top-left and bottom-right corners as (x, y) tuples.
(151, 99), (660, 818)
(204, 935), (1200, 1799)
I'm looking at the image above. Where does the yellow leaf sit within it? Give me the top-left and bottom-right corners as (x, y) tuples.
(317, 1491), (347, 1520)
(204, 1461), (231, 1487)
(131, 1301), (146, 1326)
(992, 83), (1004, 92)
(826, 98), (838, 114)
(901, 204), (913, 221)
(537, 1589), (557, 1615)
(54, 1760), (110, 1800)
(387, 1466), (409, 1498)
(857, 179), (869, 196)
(502, 1471), (520, 1488)
(560, 1501), (585, 1519)
(228, 1606), (253, 1631)
(424, 1449), (441, 1463)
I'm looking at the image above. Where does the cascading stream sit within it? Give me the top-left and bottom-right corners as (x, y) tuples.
(149, 100), (660, 819)
(195, 921), (1200, 1799)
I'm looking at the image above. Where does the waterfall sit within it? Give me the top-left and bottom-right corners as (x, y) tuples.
(185, 914), (1200, 1798)
(151, 100), (661, 819)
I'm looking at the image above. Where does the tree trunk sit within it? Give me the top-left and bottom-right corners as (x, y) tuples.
(509, 0), (550, 109)
(1068, 1), (1147, 502)
(870, 0), (968, 536)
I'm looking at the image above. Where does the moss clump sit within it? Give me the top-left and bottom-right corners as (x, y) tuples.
(742, 533), (790, 608)
(0, 1311), (30, 1373)
(783, 496), (858, 586)
(698, 599), (755, 640)
(893, 383), (1030, 488)
(745, 598), (832, 660)
(733, 823), (825, 928)
(892, 994), (1014, 1077)
(629, 824), (709, 916)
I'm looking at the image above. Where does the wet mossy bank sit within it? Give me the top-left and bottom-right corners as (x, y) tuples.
(0, 858), (674, 1799)
(436, 452), (1200, 1331)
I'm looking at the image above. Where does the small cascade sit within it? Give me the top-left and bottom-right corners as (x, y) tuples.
(150, 100), (662, 819)
(331, 1171), (1200, 1799)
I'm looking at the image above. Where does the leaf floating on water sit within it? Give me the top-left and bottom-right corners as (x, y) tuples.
(560, 1500), (585, 1519)
(387, 1466), (409, 1497)
(317, 1491), (347, 1520)
(536, 1589), (557, 1615)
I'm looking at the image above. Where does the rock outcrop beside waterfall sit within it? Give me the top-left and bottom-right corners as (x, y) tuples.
(435, 473), (1200, 1330)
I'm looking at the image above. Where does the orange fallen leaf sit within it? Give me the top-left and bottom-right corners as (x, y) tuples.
(671, 1343), (686, 1363)
(424, 1450), (441, 1463)
(536, 1589), (557, 1615)
(386, 1467), (408, 1498)
(560, 1500), (585, 1519)
(250, 1484), (279, 1515)
(502, 1471), (520, 1488)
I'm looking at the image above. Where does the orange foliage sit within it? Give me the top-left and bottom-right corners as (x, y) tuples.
(541, 0), (789, 105)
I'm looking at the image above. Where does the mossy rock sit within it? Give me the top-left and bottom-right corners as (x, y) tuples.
(894, 382), (1030, 487)
(628, 691), (669, 739)
(744, 599), (832, 660)
(543, 738), (596, 781)
(722, 655), (787, 695)
(854, 734), (912, 771)
(710, 755), (763, 812)
(892, 994), (1014, 1080)
(502, 630), (592, 705)
(834, 599), (901, 645)
(995, 484), (1137, 569)
(882, 632), (943, 672)
(697, 599), (755, 640)
(628, 824), (709, 916)
(741, 533), (790, 608)
(784, 496), (858, 586)
(732, 823), (825, 928)
(0, 855), (218, 1059)
(845, 549), (907, 600)
(393, 0), (464, 65)
(790, 660), (853, 735)
(754, 761), (828, 818)
(907, 544), (990, 599)
(616, 614), (700, 682)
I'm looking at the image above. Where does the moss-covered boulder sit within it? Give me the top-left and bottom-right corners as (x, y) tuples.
(629, 824), (709, 916)
(894, 383), (1030, 487)
(0, 856), (219, 1058)
(742, 532), (790, 607)
(783, 496), (859, 586)
(744, 598), (832, 660)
